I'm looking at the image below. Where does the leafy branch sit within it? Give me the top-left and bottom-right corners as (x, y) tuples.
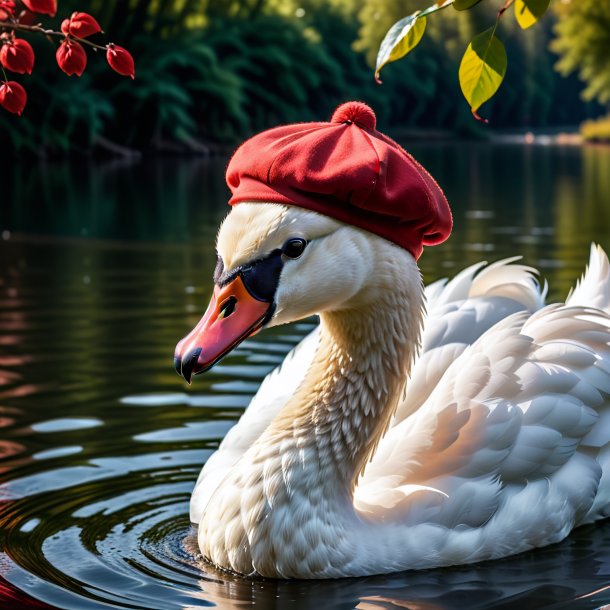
(0, 0), (134, 116)
(375, 0), (551, 121)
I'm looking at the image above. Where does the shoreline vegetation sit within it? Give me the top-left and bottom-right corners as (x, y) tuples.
(581, 116), (610, 144)
(15, 127), (591, 162)
(0, 1), (606, 159)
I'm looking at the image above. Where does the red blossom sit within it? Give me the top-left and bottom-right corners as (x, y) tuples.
(0, 3), (134, 120)
(0, 0), (15, 20)
(0, 80), (26, 115)
(0, 38), (35, 74)
(56, 39), (86, 76)
(21, 0), (56, 16)
(61, 12), (102, 38)
(106, 44), (134, 79)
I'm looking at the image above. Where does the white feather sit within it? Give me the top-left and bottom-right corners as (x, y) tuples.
(567, 243), (610, 312)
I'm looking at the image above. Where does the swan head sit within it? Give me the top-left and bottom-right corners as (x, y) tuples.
(174, 202), (419, 382)
(174, 101), (452, 382)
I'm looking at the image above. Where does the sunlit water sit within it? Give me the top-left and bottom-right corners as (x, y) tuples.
(2, 143), (610, 609)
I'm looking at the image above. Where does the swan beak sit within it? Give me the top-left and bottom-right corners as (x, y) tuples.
(174, 275), (272, 383)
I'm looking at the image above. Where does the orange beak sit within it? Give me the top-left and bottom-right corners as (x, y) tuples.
(174, 274), (273, 383)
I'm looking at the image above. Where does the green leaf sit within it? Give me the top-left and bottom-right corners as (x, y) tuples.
(514, 0), (550, 29)
(453, 0), (485, 10)
(459, 27), (507, 115)
(375, 12), (426, 82)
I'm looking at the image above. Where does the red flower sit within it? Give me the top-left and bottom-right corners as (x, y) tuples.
(56, 39), (87, 76)
(20, 0), (56, 16)
(106, 44), (134, 79)
(61, 12), (102, 38)
(0, 1), (15, 20)
(0, 80), (26, 115)
(0, 38), (35, 74)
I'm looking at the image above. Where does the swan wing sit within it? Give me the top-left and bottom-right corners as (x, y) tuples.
(190, 326), (321, 522)
(425, 257), (546, 312)
(395, 258), (546, 424)
(358, 304), (610, 529)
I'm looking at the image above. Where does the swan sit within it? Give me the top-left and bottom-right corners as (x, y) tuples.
(174, 104), (610, 579)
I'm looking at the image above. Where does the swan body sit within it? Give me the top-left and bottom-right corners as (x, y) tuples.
(183, 203), (610, 578)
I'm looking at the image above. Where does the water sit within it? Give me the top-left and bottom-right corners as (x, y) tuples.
(2, 143), (610, 609)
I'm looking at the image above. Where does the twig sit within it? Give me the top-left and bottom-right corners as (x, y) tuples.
(0, 21), (109, 50)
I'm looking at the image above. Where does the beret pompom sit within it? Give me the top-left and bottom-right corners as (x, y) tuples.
(226, 101), (452, 259)
(331, 101), (376, 130)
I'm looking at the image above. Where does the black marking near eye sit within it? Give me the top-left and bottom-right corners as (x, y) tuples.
(214, 249), (283, 302)
(282, 238), (308, 259)
(241, 250), (284, 301)
(213, 238), (308, 303)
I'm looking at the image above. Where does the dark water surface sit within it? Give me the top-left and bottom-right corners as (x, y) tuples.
(2, 143), (610, 610)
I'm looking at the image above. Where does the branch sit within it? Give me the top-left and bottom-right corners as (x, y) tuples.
(0, 21), (108, 50)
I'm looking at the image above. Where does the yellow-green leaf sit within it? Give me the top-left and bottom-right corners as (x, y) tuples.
(453, 0), (484, 10)
(514, 0), (550, 29)
(459, 28), (507, 115)
(375, 12), (426, 82)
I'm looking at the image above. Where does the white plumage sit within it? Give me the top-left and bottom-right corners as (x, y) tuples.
(190, 204), (610, 578)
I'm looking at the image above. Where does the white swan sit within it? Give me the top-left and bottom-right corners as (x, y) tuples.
(174, 202), (610, 578)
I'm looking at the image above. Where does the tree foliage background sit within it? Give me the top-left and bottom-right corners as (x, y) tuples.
(0, 0), (606, 157)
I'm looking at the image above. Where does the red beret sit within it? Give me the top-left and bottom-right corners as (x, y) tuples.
(226, 101), (452, 259)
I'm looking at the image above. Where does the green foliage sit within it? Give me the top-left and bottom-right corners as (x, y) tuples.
(459, 27), (507, 114)
(551, 0), (610, 105)
(581, 115), (610, 143)
(0, 35), (114, 155)
(0, 0), (605, 156)
(2, 3), (396, 155)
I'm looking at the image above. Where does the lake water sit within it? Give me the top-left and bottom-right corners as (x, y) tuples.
(2, 142), (610, 609)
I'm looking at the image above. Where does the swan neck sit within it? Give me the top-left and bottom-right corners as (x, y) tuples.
(271, 263), (424, 489)
(320, 299), (422, 480)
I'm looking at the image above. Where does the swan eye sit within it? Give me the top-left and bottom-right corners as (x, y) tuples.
(282, 238), (308, 259)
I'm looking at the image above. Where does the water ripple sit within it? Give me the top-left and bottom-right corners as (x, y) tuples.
(3, 149), (610, 609)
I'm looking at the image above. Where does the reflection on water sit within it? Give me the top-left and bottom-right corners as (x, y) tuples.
(1, 143), (610, 609)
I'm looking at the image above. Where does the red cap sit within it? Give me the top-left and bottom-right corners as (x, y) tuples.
(226, 101), (452, 259)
